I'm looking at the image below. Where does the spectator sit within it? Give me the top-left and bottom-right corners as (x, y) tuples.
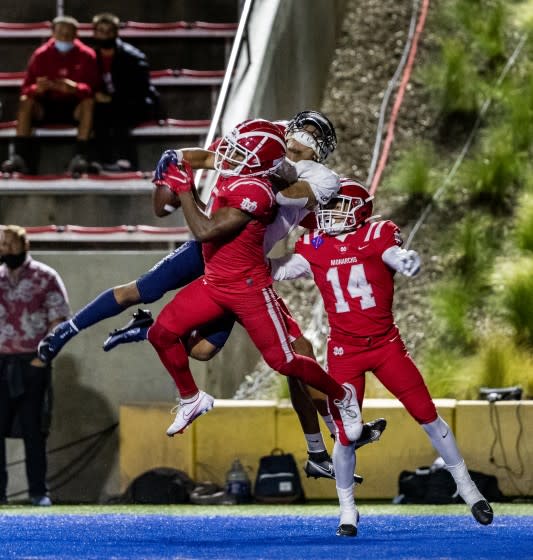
(91, 13), (161, 171)
(1, 16), (98, 176)
(0, 225), (70, 506)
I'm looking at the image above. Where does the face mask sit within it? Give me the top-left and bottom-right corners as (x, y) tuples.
(1, 251), (27, 270)
(94, 38), (117, 50)
(55, 40), (75, 53)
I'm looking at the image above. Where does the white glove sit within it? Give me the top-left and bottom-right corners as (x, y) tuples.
(382, 246), (421, 277)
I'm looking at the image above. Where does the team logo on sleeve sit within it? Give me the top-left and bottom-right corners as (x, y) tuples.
(394, 231), (403, 246)
(240, 197), (258, 212)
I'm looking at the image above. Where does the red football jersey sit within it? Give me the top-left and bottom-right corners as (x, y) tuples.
(295, 220), (403, 339)
(202, 174), (277, 290)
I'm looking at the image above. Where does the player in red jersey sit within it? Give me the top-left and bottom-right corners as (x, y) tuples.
(271, 178), (494, 535)
(147, 119), (363, 443)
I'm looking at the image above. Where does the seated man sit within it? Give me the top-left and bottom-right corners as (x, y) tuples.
(1, 16), (99, 176)
(91, 12), (161, 171)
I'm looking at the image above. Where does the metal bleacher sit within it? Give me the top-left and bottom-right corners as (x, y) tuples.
(0, 2), (242, 245)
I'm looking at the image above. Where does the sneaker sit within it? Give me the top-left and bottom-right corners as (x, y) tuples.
(103, 309), (154, 352)
(166, 391), (214, 436)
(304, 451), (363, 485)
(37, 320), (79, 363)
(68, 154), (89, 177)
(2, 154), (28, 174)
(31, 495), (52, 507)
(336, 508), (359, 537)
(471, 499), (494, 525)
(354, 417), (387, 450)
(334, 383), (363, 442)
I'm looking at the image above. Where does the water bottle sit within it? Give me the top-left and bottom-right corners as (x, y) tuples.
(225, 458), (251, 504)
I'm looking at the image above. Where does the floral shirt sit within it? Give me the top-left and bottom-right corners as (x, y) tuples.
(0, 256), (70, 354)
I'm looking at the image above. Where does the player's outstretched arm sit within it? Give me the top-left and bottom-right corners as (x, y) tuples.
(270, 253), (312, 281)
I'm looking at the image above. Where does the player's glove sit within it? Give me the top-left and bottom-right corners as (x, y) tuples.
(382, 246), (421, 277)
(153, 161), (194, 194)
(154, 149), (184, 181)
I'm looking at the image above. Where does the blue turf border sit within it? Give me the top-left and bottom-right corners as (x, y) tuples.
(1, 514), (531, 560)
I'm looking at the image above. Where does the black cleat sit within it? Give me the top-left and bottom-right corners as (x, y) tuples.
(471, 499), (494, 525)
(354, 417), (387, 450)
(103, 308), (154, 352)
(304, 451), (363, 485)
(336, 524), (357, 537)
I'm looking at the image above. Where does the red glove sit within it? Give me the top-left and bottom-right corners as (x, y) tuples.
(153, 161), (194, 194)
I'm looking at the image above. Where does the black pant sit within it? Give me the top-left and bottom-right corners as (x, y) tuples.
(0, 355), (51, 499)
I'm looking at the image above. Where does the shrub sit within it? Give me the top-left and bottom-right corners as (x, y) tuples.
(514, 193), (533, 252)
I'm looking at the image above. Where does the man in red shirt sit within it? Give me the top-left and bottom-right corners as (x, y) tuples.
(148, 118), (364, 444)
(271, 178), (494, 535)
(1, 16), (99, 176)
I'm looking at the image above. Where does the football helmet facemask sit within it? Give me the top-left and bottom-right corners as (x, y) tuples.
(316, 177), (374, 235)
(214, 119), (287, 177)
(286, 110), (337, 163)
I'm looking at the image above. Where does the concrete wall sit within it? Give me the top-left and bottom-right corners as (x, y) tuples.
(222, 0), (347, 129)
(120, 399), (533, 500)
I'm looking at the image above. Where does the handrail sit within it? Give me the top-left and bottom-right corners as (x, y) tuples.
(196, 0), (254, 192)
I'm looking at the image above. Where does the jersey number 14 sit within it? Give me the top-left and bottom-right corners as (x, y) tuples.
(326, 264), (376, 313)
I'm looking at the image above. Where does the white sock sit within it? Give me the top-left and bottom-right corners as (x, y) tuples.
(305, 433), (327, 453)
(181, 392), (200, 404)
(321, 414), (336, 437)
(333, 440), (356, 488)
(422, 416), (463, 466)
(447, 460), (484, 506)
(336, 485), (357, 526)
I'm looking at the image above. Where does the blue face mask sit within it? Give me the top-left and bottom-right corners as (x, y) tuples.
(55, 40), (74, 53)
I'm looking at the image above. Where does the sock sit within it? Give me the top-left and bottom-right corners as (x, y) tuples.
(332, 440), (356, 488)
(336, 485), (357, 526)
(447, 460), (484, 506)
(75, 139), (90, 157)
(321, 414), (336, 437)
(305, 433), (327, 454)
(72, 288), (126, 330)
(422, 416), (463, 466)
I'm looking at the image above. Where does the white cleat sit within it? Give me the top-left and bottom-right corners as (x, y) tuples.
(166, 391), (214, 436)
(334, 383), (363, 442)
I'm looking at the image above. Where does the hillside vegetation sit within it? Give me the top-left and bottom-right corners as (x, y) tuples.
(239, 0), (533, 401)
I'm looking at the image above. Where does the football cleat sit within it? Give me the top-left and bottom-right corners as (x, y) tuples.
(334, 383), (364, 442)
(336, 508), (359, 537)
(167, 391), (214, 436)
(304, 451), (363, 485)
(102, 309), (154, 352)
(37, 320), (79, 363)
(354, 417), (387, 450)
(471, 499), (494, 525)
(336, 524), (357, 537)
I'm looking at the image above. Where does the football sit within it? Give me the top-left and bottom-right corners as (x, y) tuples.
(153, 184), (181, 217)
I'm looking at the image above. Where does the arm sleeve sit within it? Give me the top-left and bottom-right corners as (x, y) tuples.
(293, 160), (340, 206)
(270, 253), (312, 281)
(44, 271), (71, 323)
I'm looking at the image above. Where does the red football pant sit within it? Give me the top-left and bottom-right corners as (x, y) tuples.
(327, 333), (437, 445)
(148, 277), (345, 400)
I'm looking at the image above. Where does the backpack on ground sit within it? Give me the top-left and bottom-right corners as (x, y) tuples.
(122, 467), (196, 504)
(254, 449), (305, 504)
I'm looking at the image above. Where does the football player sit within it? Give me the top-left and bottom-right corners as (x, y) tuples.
(147, 118), (364, 444)
(271, 178), (494, 535)
(38, 111), (385, 478)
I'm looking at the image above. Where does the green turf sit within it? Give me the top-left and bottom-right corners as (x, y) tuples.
(0, 501), (531, 516)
